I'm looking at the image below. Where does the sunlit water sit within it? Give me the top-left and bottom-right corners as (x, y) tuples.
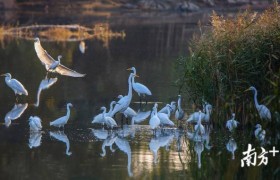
(0, 10), (279, 180)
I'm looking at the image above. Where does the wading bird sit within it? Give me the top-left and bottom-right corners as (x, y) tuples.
(245, 86), (271, 120)
(159, 101), (176, 114)
(92, 101), (116, 125)
(34, 37), (85, 77)
(50, 103), (73, 129)
(255, 124), (266, 141)
(194, 111), (205, 135)
(127, 67), (152, 103)
(226, 113), (239, 132)
(100, 106), (118, 129)
(117, 95), (137, 119)
(187, 104), (212, 123)
(157, 104), (175, 127)
(1, 73), (28, 98)
(29, 116), (42, 132)
(149, 103), (160, 132)
(175, 95), (185, 124)
(110, 73), (136, 116)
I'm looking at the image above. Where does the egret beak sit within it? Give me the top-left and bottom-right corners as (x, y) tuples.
(126, 68), (132, 71)
(134, 74), (139, 78)
(244, 88), (251, 92)
(0, 74), (6, 77)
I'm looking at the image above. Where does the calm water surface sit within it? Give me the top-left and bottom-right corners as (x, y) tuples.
(0, 10), (279, 180)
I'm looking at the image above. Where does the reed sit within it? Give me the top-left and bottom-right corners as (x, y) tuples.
(176, 3), (280, 124)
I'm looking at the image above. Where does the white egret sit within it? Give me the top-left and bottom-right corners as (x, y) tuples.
(175, 95), (185, 123)
(34, 37), (85, 77)
(29, 116), (42, 132)
(34, 76), (58, 107)
(4, 103), (28, 127)
(115, 137), (133, 177)
(117, 95), (137, 119)
(29, 131), (42, 149)
(1, 73), (28, 97)
(245, 86), (271, 120)
(50, 131), (72, 156)
(157, 104), (175, 127)
(194, 111), (205, 135)
(48, 55), (62, 71)
(127, 67), (152, 101)
(226, 113), (239, 132)
(255, 124), (266, 141)
(202, 100), (213, 115)
(100, 134), (117, 157)
(159, 101), (176, 114)
(92, 101), (116, 125)
(50, 103), (73, 129)
(100, 106), (118, 129)
(131, 110), (151, 124)
(187, 104), (212, 123)
(79, 41), (86, 54)
(226, 138), (237, 160)
(149, 103), (161, 131)
(110, 73), (136, 116)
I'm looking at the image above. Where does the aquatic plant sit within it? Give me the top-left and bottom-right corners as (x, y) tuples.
(176, 3), (280, 124)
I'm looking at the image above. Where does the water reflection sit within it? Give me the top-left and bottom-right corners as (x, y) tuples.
(4, 103), (28, 127)
(50, 131), (72, 156)
(149, 130), (174, 164)
(194, 141), (204, 169)
(29, 131), (42, 149)
(115, 137), (133, 177)
(34, 76), (58, 107)
(226, 138), (237, 160)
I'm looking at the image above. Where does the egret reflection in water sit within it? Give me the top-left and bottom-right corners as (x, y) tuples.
(226, 138), (237, 160)
(50, 131), (72, 156)
(194, 141), (204, 169)
(34, 76), (58, 107)
(149, 131), (174, 164)
(99, 131), (117, 157)
(29, 131), (42, 149)
(79, 41), (86, 54)
(4, 103), (28, 127)
(115, 137), (133, 177)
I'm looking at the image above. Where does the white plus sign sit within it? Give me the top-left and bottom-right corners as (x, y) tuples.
(269, 146), (279, 157)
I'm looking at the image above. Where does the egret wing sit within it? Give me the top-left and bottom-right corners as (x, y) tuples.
(34, 42), (55, 66)
(56, 64), (86, 77)
(9, 79), (28, 95)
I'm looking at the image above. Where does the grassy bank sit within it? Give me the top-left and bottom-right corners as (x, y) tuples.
(176, 4), (280, 125)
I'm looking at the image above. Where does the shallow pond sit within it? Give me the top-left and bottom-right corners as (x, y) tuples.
(0, 9), (279, 180)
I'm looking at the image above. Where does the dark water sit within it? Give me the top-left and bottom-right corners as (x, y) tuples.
(0, 10), (279, 180)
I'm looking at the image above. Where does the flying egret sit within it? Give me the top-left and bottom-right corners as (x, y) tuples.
(34, 76), (58, 107)
(1, 73), (28, 98)
(175, 95), (185, 124)
(187, 104), (212, 123)
(194, 111), (205, 135)
(92, 101), (116, 125)
(226, 113), (239, 132)
(127, 67), (152, 102)
(110, 73), (136, 116)
(50, 131), (72, 156)
(255, 124), (266, 141)
(226, 138), (237, 160)
(100, 106), (118, 129)
(50, 103), (73, 129)
(157, 104), (175, 127)
(34, 37), (85, 77)
(4, 103), (28, 127)
(159, 101), (176, 114)
(48, 55), (62, 72)
(149, 103), (161, 132)
(245, 86), (271, 120)
(29, 116), (42, 132)
(29, 131), (42, 149)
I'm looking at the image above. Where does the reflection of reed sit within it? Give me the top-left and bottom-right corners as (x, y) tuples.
(1, 24), (125, 47)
